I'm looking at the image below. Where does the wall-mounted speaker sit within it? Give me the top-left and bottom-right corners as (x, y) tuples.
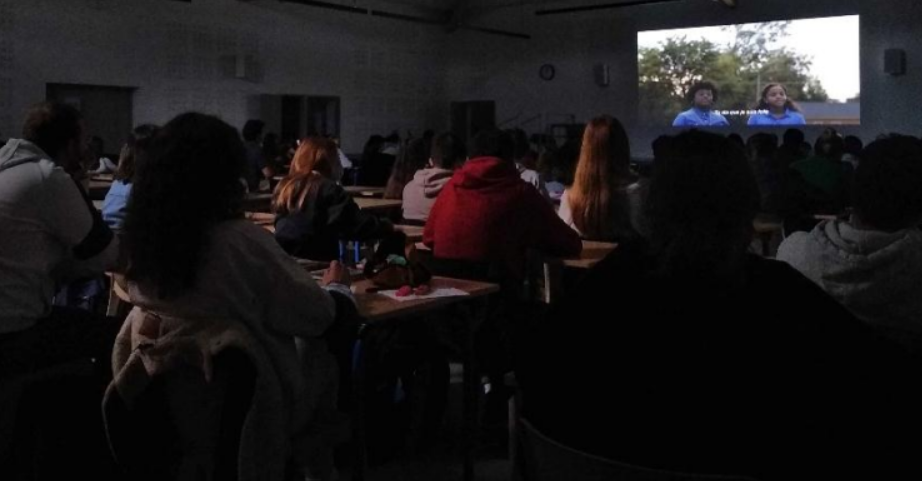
(884, 48), (906, 76)
(594, 63), (610, 87)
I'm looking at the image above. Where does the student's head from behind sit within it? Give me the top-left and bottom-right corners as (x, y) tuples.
(290, 136), (341, 180)
(746, 132), (778, 159)
(87, 135), (104, 156)
(392, 138), (430, 182)
(273, 136), (341, 216)
(241, 119), (265, 142)
(569, 115), (633, 239)
(431, 132), (466, 170)
(815, 133), (845, 161)
(469, 128), (515, 162)
(648, 130), (759, 278)
(782, 128), (805, 148)
(507, 128), (531, 162)
(576, 115), (631, 179)
(21, 101), (84, 171)
(843, 135), (863, 156)
(687, 81), (719, 110)
(852, 136), (922, 232)
(651, 135), (673, 163)
(758, 83), (801, 113)
(124, 112), (247, 299)
(114, 124), (159, 183)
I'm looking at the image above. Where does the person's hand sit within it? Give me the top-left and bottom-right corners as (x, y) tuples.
(322, 260), (351, 287)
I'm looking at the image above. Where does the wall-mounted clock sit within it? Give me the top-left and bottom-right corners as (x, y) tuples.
(539, 64), (556, 81)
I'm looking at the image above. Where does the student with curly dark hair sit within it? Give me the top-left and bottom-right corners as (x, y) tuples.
(672, 81), (730, 127)
(122, 112), (354, 480)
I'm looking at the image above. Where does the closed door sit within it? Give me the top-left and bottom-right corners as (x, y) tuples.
(46, 83), (135, 157)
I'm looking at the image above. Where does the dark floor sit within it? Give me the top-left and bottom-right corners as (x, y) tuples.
(337, 363), (513, 481)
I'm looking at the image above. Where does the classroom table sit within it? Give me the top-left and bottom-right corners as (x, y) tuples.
(343, 186), (385, 197)
(243, 193), (273, 212)
(88, 179), (112, 200)
(348, 276), (499, 481)
(354, 197), (402, 212)
(541, 240), (617, 304)
(393, 224), (424, 243)
(752, 214), (784, 257)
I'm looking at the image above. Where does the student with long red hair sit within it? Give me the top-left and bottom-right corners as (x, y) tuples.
(273, 137), (392, 261)
(558, 115), (646, 241)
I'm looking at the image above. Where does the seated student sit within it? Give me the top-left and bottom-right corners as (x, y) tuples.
(777, 135), (922, 350)
(274, 136), (393, 261)
(672, 81), (730, 127)
(509, 128), (549, 198)
(520, 130), (922, 481)
(88, 135), (118, 174)
(402, 132), (465, 224)
(747, 83), (807, 126)
(101, 124), (158, 229)
(0, 102), (120, 376)
(242, 119), (274, 192)
(357, 135), (394, 187)
(121, 113), (355, 481)
(423, 128), (581, 281)
(558, 115), (644, 242)
(784, 133), (852, 221)
(383, 138), (429, 200)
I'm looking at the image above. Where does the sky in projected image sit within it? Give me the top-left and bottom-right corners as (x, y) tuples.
(639, 15), (859, 102)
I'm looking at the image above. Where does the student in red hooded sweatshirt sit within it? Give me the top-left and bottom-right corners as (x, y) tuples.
(423, 128), (581, 280)
(423, 128), (581, 428)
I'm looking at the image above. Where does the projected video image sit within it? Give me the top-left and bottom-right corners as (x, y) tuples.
(638, 15), (860, 127)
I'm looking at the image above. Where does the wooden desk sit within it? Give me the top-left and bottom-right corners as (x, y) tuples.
(344, 186), (385, 197)
(352, 276), (497, 322)
(541, 240), (617, 304)
(393, 224), (424, 243)
(752, 214), (783, 257)
(91, 173), (114, 182)
(355, 197), (402, 212)
(243, 193), (273, 212)
(349, 276), (499, 481)
(88, 179), (112, 200)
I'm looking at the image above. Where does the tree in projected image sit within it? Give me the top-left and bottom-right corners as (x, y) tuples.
(639, 22), (829, 125)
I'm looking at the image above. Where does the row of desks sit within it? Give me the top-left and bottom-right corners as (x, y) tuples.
(243, 193), (401, 213)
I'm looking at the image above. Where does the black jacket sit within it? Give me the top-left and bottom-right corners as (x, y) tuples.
(275, 178), (391, 261)
(520, 241), (922, 481)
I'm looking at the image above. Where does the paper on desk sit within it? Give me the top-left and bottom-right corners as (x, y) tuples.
(377, 287), (470, 302)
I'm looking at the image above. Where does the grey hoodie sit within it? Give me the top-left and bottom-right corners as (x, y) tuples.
(777, 219), (922, 347)
(401, 167), (454, 222)
(0, 139), (118, 333)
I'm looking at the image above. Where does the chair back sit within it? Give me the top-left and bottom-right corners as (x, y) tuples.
(518, 418), (758, 481)
(104, 348), (256, 481)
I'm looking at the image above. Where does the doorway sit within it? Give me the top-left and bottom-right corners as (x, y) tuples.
(450, 101), (495, 148)
(46, 83), (135, 157)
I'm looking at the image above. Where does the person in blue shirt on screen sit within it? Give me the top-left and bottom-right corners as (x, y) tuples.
(747, 83), (807, 126)
(672, 81), (730, 127)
